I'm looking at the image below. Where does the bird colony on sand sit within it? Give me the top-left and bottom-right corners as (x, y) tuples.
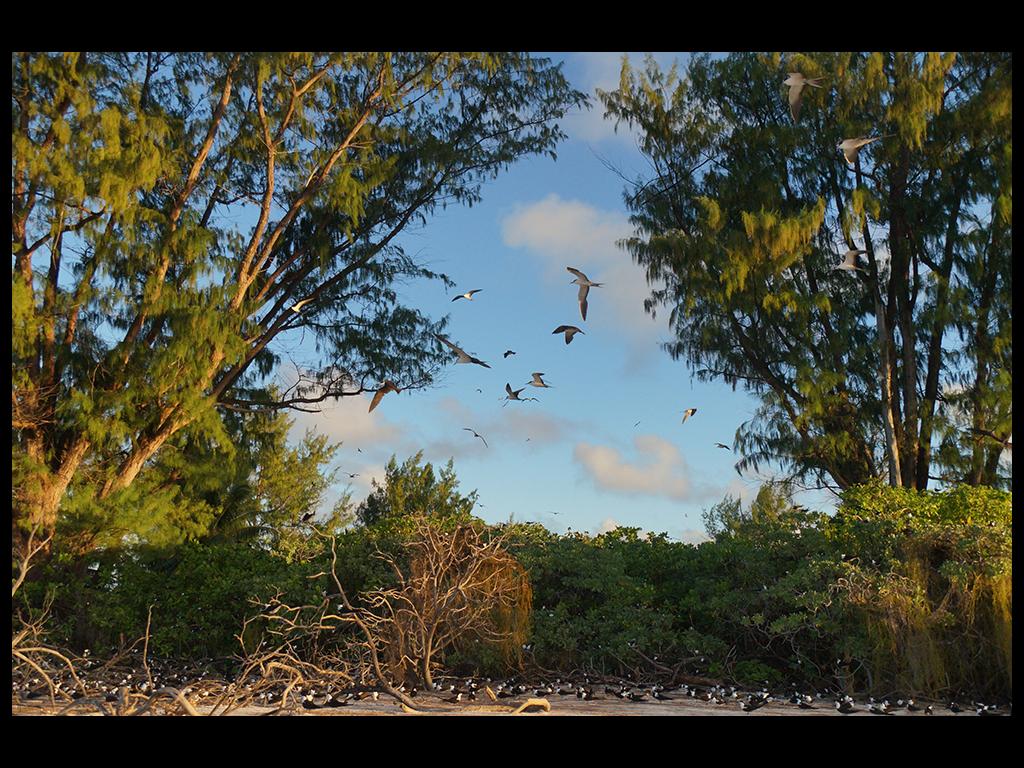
(358, 66), (894, 458)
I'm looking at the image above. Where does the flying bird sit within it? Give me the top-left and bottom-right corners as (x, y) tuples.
(633, 420), (641, 428)
(783, 72), (823, 123)
(715, 443), (730, 450)
(503, 382), (538, 406)
(288, 297), (315, 313)
(452, 289), (483, 302)
(435, 334), (491, 368)
(503, 350), (516, 358)
(837, 136), (887, 166)
(552, 325), (584, 345)
(835, 249), (868, 272)
(567, 267), (603, 322)
(682, 408), (697, 424)
(526, 372), (553, 388)
(368, 380), (401, 413)
(463, 428), (488, 448)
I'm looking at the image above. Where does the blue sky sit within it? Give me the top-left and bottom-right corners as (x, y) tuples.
(281, 52), (837, 541)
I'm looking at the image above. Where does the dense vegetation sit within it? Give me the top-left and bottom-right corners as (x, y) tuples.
(599, 52), (1011, 491)
(16, 454), (1011, 701)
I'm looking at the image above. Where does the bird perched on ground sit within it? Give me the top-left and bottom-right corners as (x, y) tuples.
(435, 334), (491, 368)
(567, 267), (603, 321)
(835, 698), (857, 714)
(835, 248), (869, 272)
(503, 350), (516, 358)
(526, 372), (553, 388)
(682, 408), (697, 424)
(452, 289), (483, 302)
(740, 695), (768, 712)
(368, 380), (401, 413)
(552, 325), (584, 345)
(463, 427), (488, 448)
(838, 136), (887, 166)
(783, 72), (824, 123)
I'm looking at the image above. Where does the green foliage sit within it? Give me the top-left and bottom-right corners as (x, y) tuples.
(28, 542), (323, 658)
(12, 51), (588, 546)
(51, 403), (348, 553)
(598, 52), (1012, 492)
(355, 452), (480, 535)
(18, 466), (1010, 700)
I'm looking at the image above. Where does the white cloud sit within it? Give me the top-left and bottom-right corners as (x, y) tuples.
(596, 516), (621, 534)
(287, 390), (402, 449)
(415, 396), (589, 462)
(501, 194), (664, 346)
(573, 434), (699, 501)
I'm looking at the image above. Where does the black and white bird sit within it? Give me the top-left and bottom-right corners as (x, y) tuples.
(300, 511), (315, 524)
(452, 289), (483, 302)
(740, 695), (768, 712)
(552, 325), (584, 345)
(435, 335), (491, 368)
(783, 72), (824, 123)
(503, 350), (516, 358)
(463, 428), (488, 448)
(682, 408), (697, 424)
(288, 297), (315, 314)
(835, 699), (857, 714)
(567, 267), (603, 321)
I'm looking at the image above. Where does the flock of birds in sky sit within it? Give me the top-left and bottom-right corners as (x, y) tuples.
(361, 266), (707, 453)
(339, 69), (901, 464)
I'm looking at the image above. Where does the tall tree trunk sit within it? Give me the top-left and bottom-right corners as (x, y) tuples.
(916, 176), (966, 489)
(856, 159), (902, 486)
(890, 148), (918, 488)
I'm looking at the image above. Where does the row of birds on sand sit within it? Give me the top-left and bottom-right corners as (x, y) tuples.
(411, 675), (1008, 715)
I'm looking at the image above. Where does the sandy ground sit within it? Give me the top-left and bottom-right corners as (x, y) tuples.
(13, 694), (962, 716)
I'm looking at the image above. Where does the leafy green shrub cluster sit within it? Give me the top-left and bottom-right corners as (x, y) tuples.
(506, 481), (1011, 698)
(21, 454), (1010, 700)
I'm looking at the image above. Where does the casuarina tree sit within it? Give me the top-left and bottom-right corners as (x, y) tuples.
(599, 52), (1010, 492)
(12, 52), (588, 549)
